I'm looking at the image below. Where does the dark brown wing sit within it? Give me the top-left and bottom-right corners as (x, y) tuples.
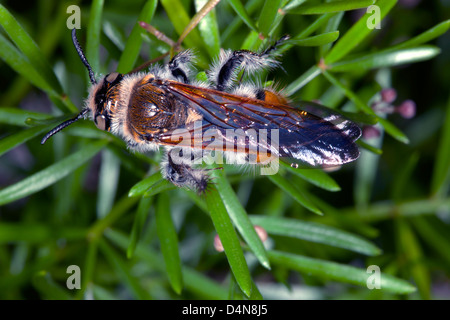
(154, 81), (361, 167)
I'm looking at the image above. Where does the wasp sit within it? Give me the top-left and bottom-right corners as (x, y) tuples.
(41, 29), (361, 193)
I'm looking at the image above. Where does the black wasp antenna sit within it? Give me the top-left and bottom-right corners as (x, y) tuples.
(71, 28), (97, 85)
(41, 29), (95, 144)
(40, 108), (89, 144)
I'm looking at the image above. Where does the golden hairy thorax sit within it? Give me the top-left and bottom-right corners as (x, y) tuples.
(118, 75), (198, 143)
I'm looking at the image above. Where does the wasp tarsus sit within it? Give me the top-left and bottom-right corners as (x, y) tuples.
(162, 148), (209, 194)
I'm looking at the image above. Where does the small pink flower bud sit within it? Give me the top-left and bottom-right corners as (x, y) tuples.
(214, 234), (224, 252)
(396, 100), (416, 119)
(380, 88), (397, 104)
(254, 225), (268, 243)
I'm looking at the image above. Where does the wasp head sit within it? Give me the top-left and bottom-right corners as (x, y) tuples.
(88, 72), (124, 131)
(41, 29), (123, 144)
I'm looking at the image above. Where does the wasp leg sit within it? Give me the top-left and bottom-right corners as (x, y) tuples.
(161, 148), (209, 193)
(167, 50), (196, 84)
(260, 35), (290, 57)
(208, 36), (289, 92)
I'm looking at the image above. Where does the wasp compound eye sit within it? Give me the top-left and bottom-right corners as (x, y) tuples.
(105, 72), (120, 84)
(95, 114), (107, 131)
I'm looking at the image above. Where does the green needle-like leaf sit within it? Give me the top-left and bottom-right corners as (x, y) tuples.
(287, 0), (374, 15)
(0, 33), (53, 95)
(396, 220), (430, 299)
(292, 13), (337, 40)
(268, 174), (323, 215)
(285, 65), (321, 96)
(0, 108), (51, 126)
(128, 171), (164, 197)
(195, 0), (221, 58)
(358, 140), (383, 155)
(289, 31), (339, 47)
(320, 12), (344, 56)
(431, 94), (450, 196)
(281, 162), (341, 192)
(97, 149), (120, 218)
(226, 0), (258, 33)
(378, 118), (410, 144)
(389, 19), (450, 52)
(0, 125), (53, 158)
(127, 197), (152, 259)
(106, 229), (229, 299)
(0, 223), (86, 243)
(144, 180), (177, 197)
(77, 240), (99, 300)
(86, 0), (104, 73)
(325, 0), (397, 64)
(211, 168), (270, 270)
(0, 140), (107, 206)
(222, 0), (262, 42)
(205, 185), (253, 297)
(0, 5), (63, 94)
(160, 0), (205, 49)
(156, 192), (184, 295)
(129, 171), (176, 198)
(99, 239), (152, 299)
(258, 0), (283, 37)
(117, 0), (157, 73)
(250, 215), (381, 256)
(268, 250), (416, 294)
(330, 46), (441, 72)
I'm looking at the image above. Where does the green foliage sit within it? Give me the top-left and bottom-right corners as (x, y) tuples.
(0, 0), (449, 300)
